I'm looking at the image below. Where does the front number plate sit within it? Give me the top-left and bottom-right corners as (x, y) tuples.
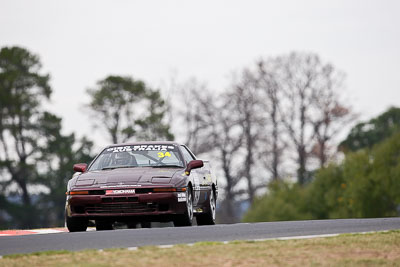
(106, 189), (135, 195)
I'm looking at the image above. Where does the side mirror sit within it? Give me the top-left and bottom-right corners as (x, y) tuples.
(185, 160), (203, 175)
(73, 163), (87, 173)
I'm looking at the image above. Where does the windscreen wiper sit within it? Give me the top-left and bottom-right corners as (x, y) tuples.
(101, 165), (138, 170)
(151, 165), (184, 168)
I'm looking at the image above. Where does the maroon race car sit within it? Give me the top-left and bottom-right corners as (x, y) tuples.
(65, 141), (218, 232)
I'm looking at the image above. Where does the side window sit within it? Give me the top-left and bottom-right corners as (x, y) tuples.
(180, 146), (195, 163)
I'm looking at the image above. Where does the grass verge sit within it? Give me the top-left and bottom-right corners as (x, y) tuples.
(1, 230), (399, 266)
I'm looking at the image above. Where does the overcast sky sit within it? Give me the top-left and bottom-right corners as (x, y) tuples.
(1, 0), (399, 147)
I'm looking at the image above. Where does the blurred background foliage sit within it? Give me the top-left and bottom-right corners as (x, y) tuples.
(0, 45), (399, 229)
(244, 128), (400, 222)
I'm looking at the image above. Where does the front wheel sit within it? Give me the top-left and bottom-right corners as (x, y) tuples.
(127, 222), (137, 229)
(66, 214), (88, 232)
(173, 187), (193, 227)
(140, 222), (152, 228)
(196, 190), (216, 225)
(95, 220), (114, 231)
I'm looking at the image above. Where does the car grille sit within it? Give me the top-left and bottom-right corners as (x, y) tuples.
(85, 202), (157, 214)
(83, 188), (162, 195)
(102, 197), (138, 203)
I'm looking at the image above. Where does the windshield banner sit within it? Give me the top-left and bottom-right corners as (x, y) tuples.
(106, 145), (175, 153)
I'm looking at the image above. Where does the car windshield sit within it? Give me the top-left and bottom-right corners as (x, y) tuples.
(88, 144), (184, 171)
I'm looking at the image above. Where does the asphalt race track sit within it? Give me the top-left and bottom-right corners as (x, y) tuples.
(1, 218), (399, 256)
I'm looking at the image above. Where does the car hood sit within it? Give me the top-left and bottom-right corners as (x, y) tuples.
(73, 167), (182, 188)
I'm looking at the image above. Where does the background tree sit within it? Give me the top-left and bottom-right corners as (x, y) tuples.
(35, 112), (93, 226)
(174, 79), (213, 155)
(208, 98), (245, 223)
(134, 89), (174, 141)
(278, 52), (352, 184)
(308, 63), (354, 167)
(175, 52), (353, 221)
(256, 59), (286, 181)
(87, 75), (173, 144)
(174, 80), (247, 222)
(310, 131), (400, 219)
(0, 46), (94, 229)
(244, 107), (400, 222)
(277, 52), (320, 184)
(87, 76), (146, 144)
(243, 181), (311, 222)
(0, 46), (51, 228)
(229, 70), (266, 204)
(339, 107), (400, 152)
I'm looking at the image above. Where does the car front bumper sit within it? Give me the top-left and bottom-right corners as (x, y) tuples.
(66, 191), (187, 221)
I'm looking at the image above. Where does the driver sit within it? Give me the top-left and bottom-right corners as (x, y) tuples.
(114, 151), (132, 166)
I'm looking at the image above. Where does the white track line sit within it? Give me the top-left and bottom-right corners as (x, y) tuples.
(33, 229), (66, 234)
(253, 233), (340, 242)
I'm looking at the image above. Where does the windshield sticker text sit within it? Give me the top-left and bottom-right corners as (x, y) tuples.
(157, 152), (171, 158)
(107, 145), (175, 153)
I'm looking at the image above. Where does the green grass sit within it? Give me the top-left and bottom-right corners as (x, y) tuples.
(1, 231), (399, 266)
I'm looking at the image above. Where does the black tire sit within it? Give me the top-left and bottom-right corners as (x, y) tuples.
(66, 215), (88, 232)
(173, 187), (194, 227)
(127, 222), (137, 229)
(95, 220), (114, 231)
(140, 222), (151, 228)
(196, 189), (216, 226)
